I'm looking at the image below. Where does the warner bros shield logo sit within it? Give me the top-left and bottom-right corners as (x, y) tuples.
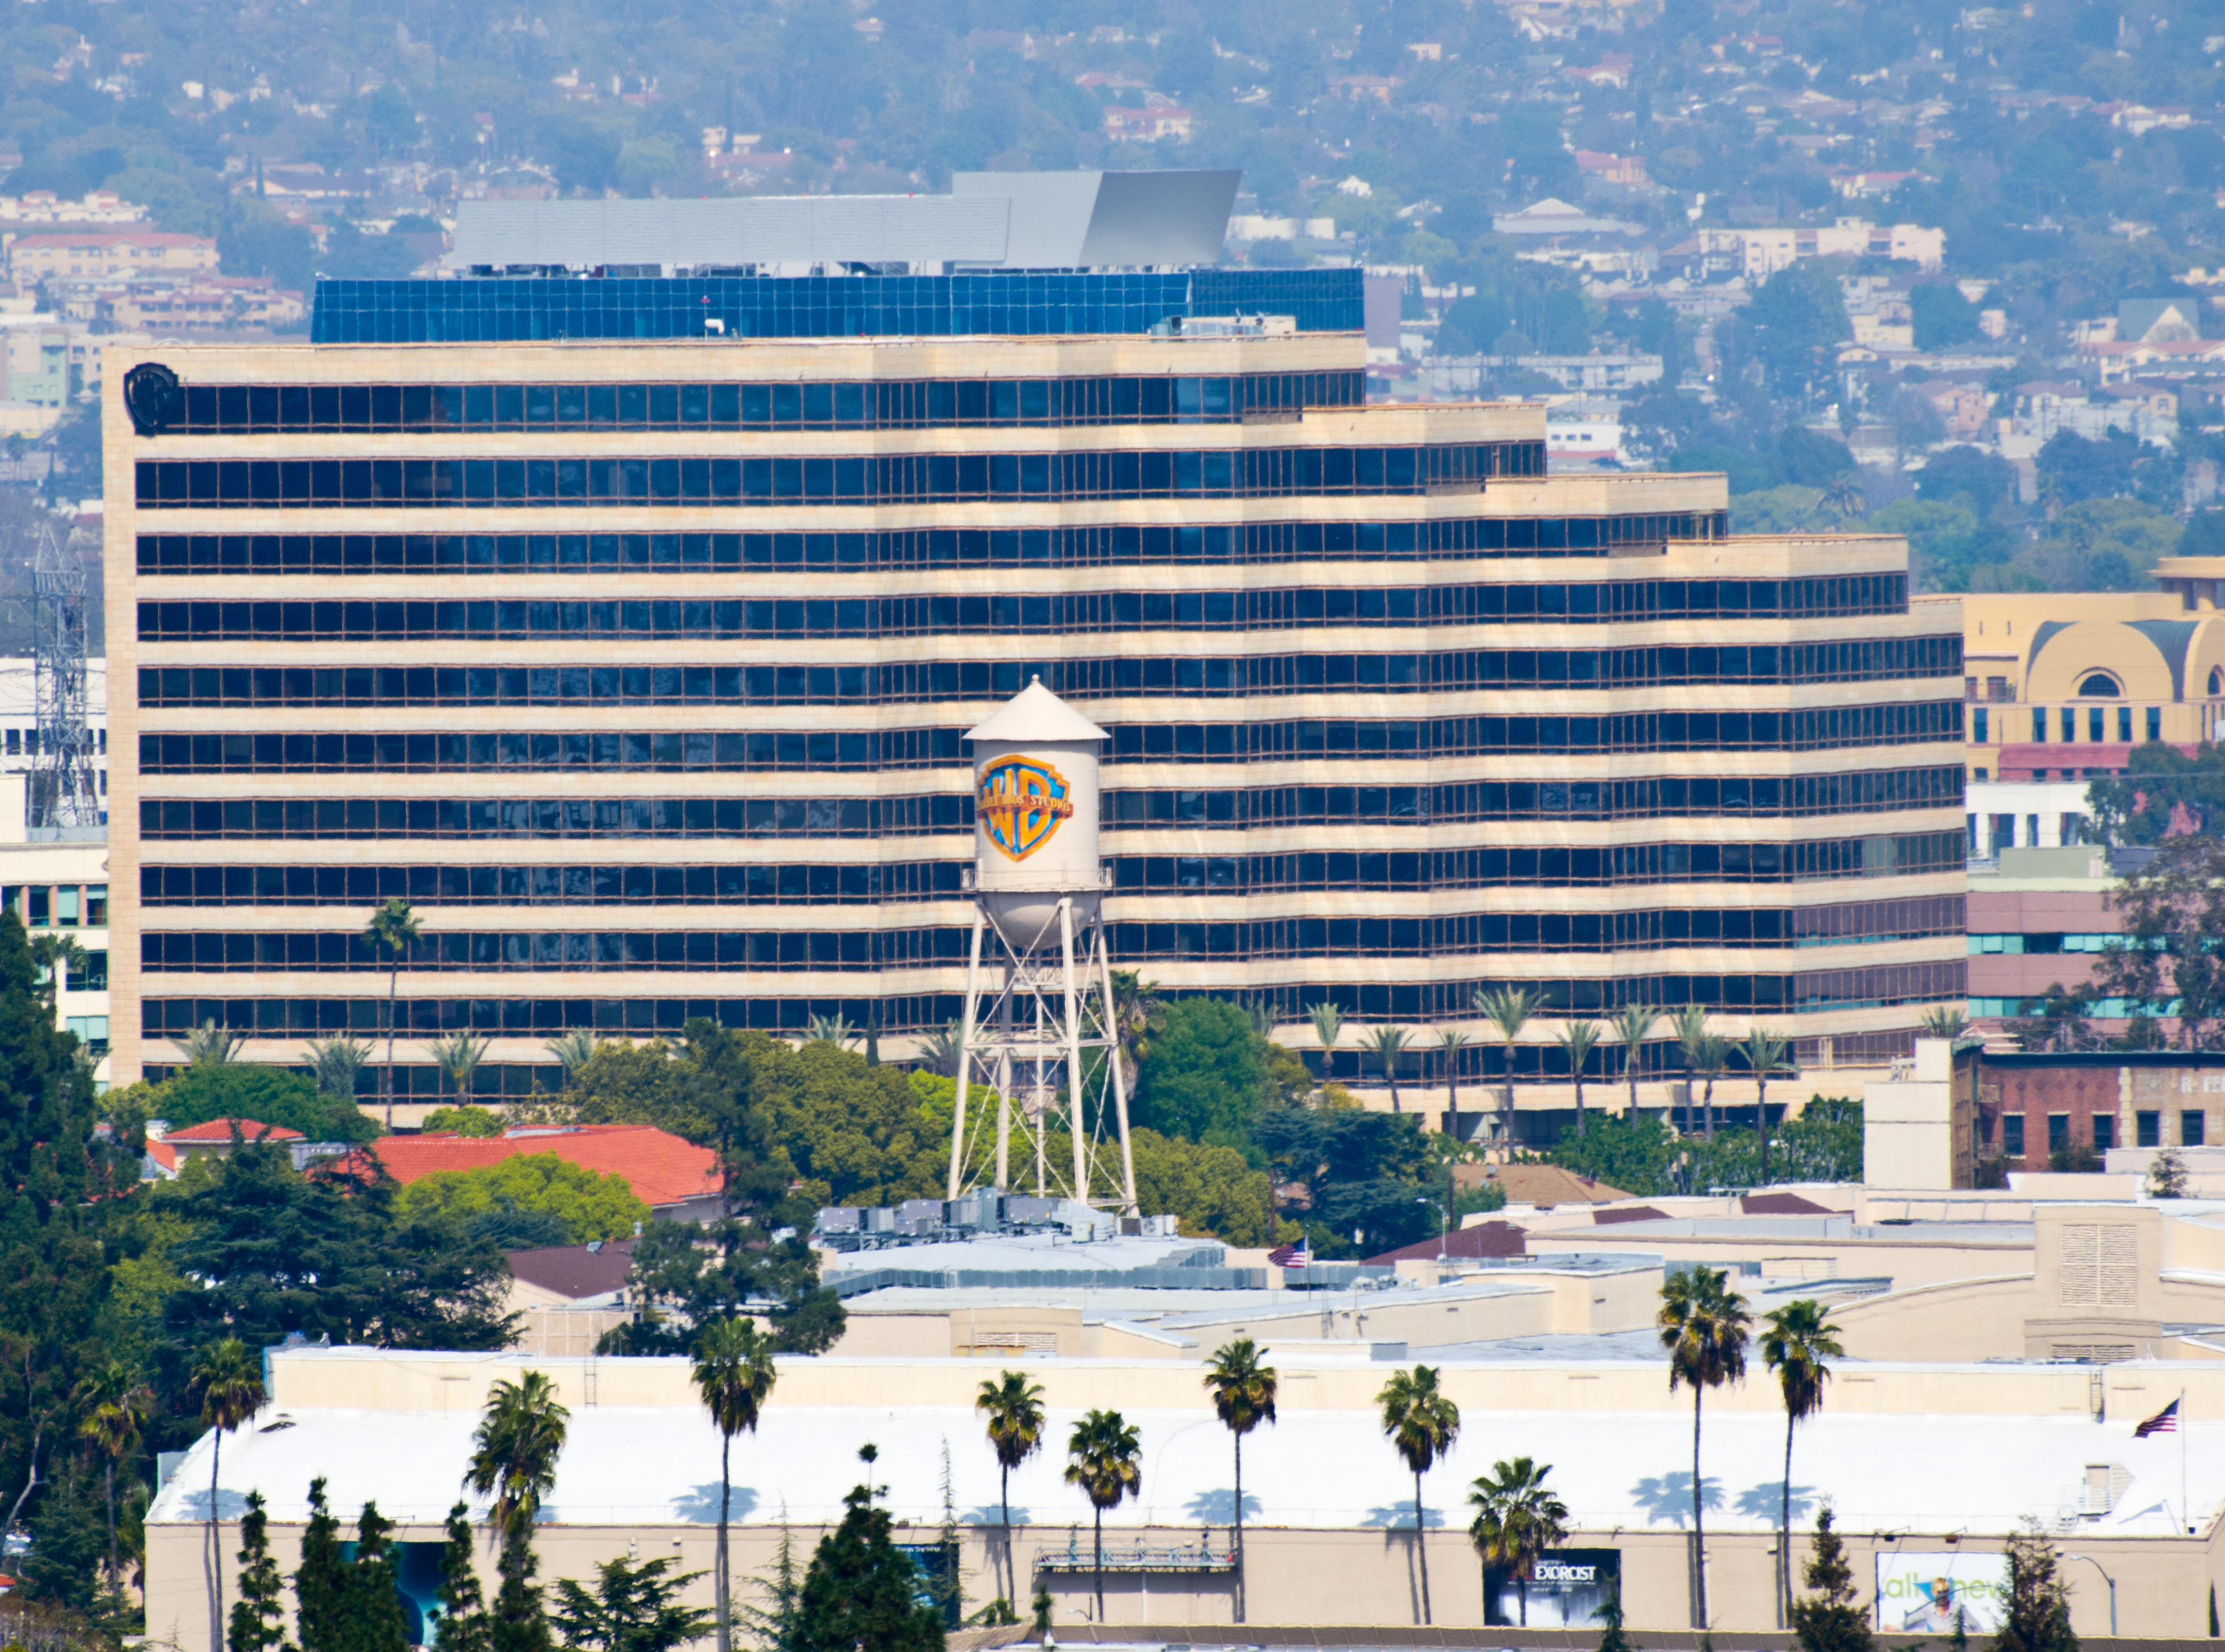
(977, 756), (1077, 862)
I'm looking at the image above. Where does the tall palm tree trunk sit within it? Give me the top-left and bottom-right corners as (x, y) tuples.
(1502, 1051), (1516, 1152)
(1001, 1466), (1012, 1610)
(1519, 1577), (1529, 1627)
(1446, 1052), (1460, 1141)
(1690, 1385), (1707, 1628)
(1387, 1068), (1401, 1114)
(208, 1430), (224, 1652)
(1703, 1072), (1717, 1140)
(1758, 1076), (1772, 1187)
(716, 1432), (732, 1652)
(1779, 1412), (1795, 1629)
(1233, 1433), (1245, 1623)
(1414, 1469), (1432, 1625)
(385, 959), (399, 1127)
(1573, 1068), (1587, 1137)
(1094, 1504), (1105, 1622)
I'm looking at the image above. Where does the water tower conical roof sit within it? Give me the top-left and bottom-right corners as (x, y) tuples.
(964, 676), (1108, 744)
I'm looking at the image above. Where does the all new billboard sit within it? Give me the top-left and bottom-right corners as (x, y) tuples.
(1876, 1551), (2011, 1633)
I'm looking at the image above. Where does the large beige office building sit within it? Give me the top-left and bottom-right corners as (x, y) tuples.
(103, 265), (1964, 1126)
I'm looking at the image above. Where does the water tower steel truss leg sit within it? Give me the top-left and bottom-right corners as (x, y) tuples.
(1058, 899), (1089, 1204)
(1091, 912), (1139, 1214)
(948, 910), (986, 1202)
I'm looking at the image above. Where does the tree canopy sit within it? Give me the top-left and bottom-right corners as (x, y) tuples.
(394, 1155), (652, 1245)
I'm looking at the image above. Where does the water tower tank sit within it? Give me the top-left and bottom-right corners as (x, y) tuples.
(964, 678), (1107, 952)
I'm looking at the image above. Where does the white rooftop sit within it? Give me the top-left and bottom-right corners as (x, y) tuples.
(151, 1398), (2219, 1540)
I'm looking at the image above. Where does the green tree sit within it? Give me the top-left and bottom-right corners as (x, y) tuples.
(791, 1482), (945, 1652)
(2089, 834), (2225, 1045)
(423, 1107), (506, 1138)
(1613, 1005), (1663, 1116)
(191, 1337), (266, 1652)
(1995, 1521), (2077, 1652)
(1741, 263), (1852, 403)
(1358, 1025), (1413, 1114)
(305, 1036), (373, 1106)
(362, 897), (421, 1129)
(1476, 987), (1540, 1151)
(467, 1372), (570, 1542)
(1377, 1365), (1460, 1626)
(1595, 1586), (1633, 1652)
(550, 1559), (711, 1652)
(74, 1359), (151, 1591)
(1761, 1301), (1843, 1626)
(492, 1526), (555, 1652)
(394, 1154), (651, 1244)
(1556, 1020), (1602, 1137)
(1254, 1104), (1433, 1255)
(1790, 1504), (1873, 1652)
(1134, 998), (1266, 1148)
(547, 1030), (602, 1090)
(1745, 1030), (1792, 1186)
(1659, 1267), (1751, 1629)
(433, 1030), (492, 1107)
(1307, 1002), (1344, 1080)
(1204, 1340), (1277, 1622)
(1435, 1027), (1471, 1139)
(737, 1513), (802, 1652)
(693, 1318), (778, 1652)
(1466, 1457), (1569, 1627)
(229, 1490), (292, 1652)
(1911, 284), (1983, 351)
(103, 1063), (377, 1148)
(434, 1501), (492, 1652)
(975, 1371), (1044, 1608)
(350, 1501), (411, 1652)
(1062, 1409), (1142, 1622)
(296, 1478), (349, 1652)
(1546, 1110), (1680, 1195)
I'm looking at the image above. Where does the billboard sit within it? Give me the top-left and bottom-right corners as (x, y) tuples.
(1485, 1548), (1621, 1629)
(1876, 1551), (2011, 1634)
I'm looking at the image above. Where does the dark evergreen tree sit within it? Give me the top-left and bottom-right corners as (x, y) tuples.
(1593, 1587), (1632, 1652)
(1789, 1505), (1873, 1652)
(791, 1484), (945, 1652)
(294, 1478), (351, 1652)
(492, 1524), (555, 1652)
(434, 1502), (492, 1652)
(549, 1557), (711, 1652)
(230, 1490), (293, 1652)
(348, 1501), (411, 1652)
(19, 1455), (109, 1615)
(737, 1514), (801, 1652)
(1995, 1521), (2077, 1652)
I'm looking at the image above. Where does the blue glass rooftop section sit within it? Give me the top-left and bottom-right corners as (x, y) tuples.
(311, 268), (1362, 344)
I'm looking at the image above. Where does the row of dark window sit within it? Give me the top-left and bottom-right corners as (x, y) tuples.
(136, 520), (1747, 575)
(134, 589), (1922, 649)
(133, 445), (1525, 510)
(142, 903), (1970, 971)
(156, 374), (1366, 433)
(139, 959), (1967, 1036)
(138, 861), (1967, 921)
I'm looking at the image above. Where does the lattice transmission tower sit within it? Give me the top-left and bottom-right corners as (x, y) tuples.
(29, 521), (99, 832)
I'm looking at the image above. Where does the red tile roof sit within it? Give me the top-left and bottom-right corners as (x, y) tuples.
(164, 1118), (305, 1144)
(369, 1125), (721, 1209)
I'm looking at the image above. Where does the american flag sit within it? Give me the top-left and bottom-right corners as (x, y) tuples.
(1268, 1235), (1310, 1270)
(2136, 1398), (2181, 1438)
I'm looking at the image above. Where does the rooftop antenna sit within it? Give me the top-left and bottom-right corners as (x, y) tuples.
(29, 519), (97, 835)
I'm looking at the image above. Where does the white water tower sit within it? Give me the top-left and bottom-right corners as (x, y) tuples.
(946, 678), (1137, 1212)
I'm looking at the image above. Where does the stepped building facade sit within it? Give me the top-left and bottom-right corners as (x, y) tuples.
(103, 267), (1964, 1114)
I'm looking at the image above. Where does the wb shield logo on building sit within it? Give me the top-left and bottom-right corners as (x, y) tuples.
(978, 756), (1075, 861)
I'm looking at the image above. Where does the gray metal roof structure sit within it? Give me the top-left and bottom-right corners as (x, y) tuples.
(448, 170), (1240, 271)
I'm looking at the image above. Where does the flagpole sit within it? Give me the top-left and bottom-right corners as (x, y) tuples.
(2183, 1387), (2190, 1536)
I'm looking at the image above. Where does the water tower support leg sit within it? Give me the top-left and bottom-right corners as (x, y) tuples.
(1092, 915), (1139, 1215)
(948, 909), (987, 1200)
(1057, 899), (1089, 1204)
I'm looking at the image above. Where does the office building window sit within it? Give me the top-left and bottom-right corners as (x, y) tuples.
(56, 887), (78, 926)
(2148, 707), (2163, 741)
(2118, 706), (2133, 742)
(2048, 1113), (2070, 1153)
(2026, 814), (2040, 849)
(2085, 707), (2103, 743)
(2002, 1114), (2026, 1158)
(2138, 1110), (2162, 1147)
(1991, 813), (2016, 853)
(26, 888), (48, 927)
(85, 885), (107, 926)
(79, 950), (107, 992)
(1974, 708), (1988, 743)
(2184, 1110), (2206, 1148)
(2060, 708), (2076, 742)
(2092, 1115), (2115, 1151)
(2033, 708), (2048, 742)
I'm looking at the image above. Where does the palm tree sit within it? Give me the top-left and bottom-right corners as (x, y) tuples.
(1204, 1339), (1278, 1623)
(432, 1028), (492, 1106)
(1743, 1028), (1792, 1187)
(1307, 1001), (1344, 1084)
(917, 1020), (962, 1079)
(75, 1360), (151, 1590)
(1673, 1004), (1710, 1134)
(1818, 472), (1866, 525)
(1436, 1027), (1470, 1140)
(1613, 1004), (1663, 1118)
(1377, 1364), (1460, 1625)
(693, 1318), (778, 1652)
(1466, 1457), (1570, 1627)
(1361, 1025), (1413, 1113)
(977, 1369), (1045, 1608)
(546, 1028), (600, 1087)
(181, 1019), (242, 1066)
(189, 1337), (265, 1651)
(1475, 986), (1541, 1152)
(362, 896), (421, 1127)
(29, 931), (86, 1011)
(1760, 1300), (1843, 1628)
(1107, 970), (1164, 1091)
(304, 1034), (373, 1102)
(1696, 1032), (1733, 1141)
(1919, 1005), (1970, 1040)
(1658, 1266), (1751, 1630)
(1555, 1020), (1602, 1137)
(805, 1012), (855, 1048)
(465, 1370), (570, 1542)
(1063, 1409), (1141, 1622)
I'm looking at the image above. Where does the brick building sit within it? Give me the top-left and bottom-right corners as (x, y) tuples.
(1977, 1050), (2225, 1168)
